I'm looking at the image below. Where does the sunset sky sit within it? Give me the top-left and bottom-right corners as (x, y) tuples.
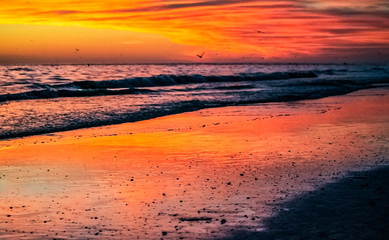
(1, 0), (388, 63)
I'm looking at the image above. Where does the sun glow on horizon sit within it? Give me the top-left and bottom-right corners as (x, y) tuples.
(1, 0), (388, 63)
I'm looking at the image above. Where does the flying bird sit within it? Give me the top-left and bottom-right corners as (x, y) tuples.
(196, 52), (205, 59)
(257, 30), (265, 34)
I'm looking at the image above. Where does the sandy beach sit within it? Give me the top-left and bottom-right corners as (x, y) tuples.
(230, 166), (389, 240)
(0, 88), (388, 239)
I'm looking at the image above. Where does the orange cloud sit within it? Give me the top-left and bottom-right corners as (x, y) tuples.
(0, 0), (388, 63)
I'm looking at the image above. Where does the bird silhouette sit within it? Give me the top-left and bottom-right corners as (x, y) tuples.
(257, 30), (265, 34)
(196, 52), (205, 58)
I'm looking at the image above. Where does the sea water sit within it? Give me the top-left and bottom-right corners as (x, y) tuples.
(0, 63), (388, 139)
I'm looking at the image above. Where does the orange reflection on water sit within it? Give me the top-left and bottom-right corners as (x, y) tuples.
(0, 89), (388, 239)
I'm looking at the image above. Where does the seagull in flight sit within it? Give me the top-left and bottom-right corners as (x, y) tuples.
(196, 52), (205, 59)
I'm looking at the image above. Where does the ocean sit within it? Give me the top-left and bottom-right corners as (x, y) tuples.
(0, 63), (388, 139)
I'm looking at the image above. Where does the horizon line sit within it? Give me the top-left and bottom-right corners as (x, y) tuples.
(1, 62), (388, 66)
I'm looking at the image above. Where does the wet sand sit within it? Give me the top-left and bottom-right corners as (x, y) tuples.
(0, 88), (388, 239)
(225, 166), (389, 240)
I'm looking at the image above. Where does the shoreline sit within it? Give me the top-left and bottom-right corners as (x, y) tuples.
(0, 88), (388, 239)
(0, 85), (382, 141)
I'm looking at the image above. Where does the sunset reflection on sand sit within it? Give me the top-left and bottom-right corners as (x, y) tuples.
(0, 89), (388, 239)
